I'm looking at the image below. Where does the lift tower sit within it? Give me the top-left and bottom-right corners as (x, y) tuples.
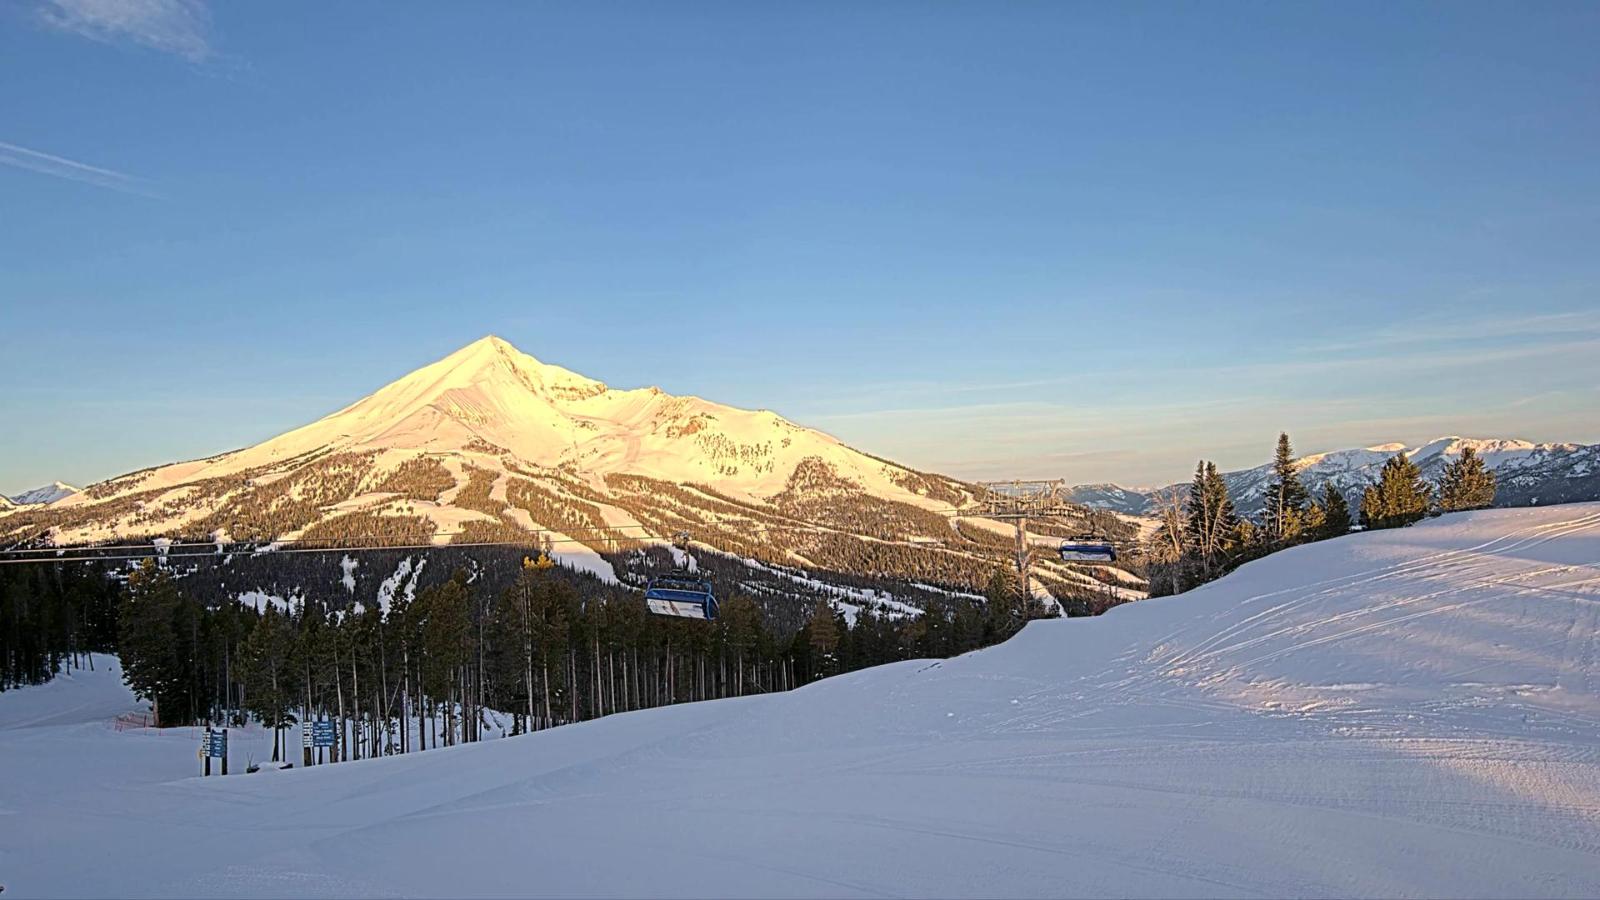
(960, 480), (1075, 597)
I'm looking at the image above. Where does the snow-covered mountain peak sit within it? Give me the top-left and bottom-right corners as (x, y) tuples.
(25, 336), (983, 551)
(1411, 436), (1543, 459)
(392, 334), (610, 405)
(7, 482), (80, 506)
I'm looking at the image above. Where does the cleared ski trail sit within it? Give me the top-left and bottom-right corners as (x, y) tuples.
(3, 504), (1599, 897)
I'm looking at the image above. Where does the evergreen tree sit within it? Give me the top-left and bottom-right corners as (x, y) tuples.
(243, 605), (295, 761)
(1231, 517), (1260, 553)
(1318, 483), (1351, 539)
(1262, 432), (1310, 544)
(1438, 446), (1497, 512)
(1362, 452), (1432, 529)
(1359, 485), (1375, 526)
(118, 561), (185, 726)
(1184, 461), (1237, 577)
(1300, 497), (1327, 539)
(806, 598), (840, 676)
(418, 574), (470, 745)
(981, 567), (1024, 640)
(530, 572), (573, 729)
(492, 559), (548, 729)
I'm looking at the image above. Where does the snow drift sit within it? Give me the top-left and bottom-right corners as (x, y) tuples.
(3, 504), (1599, 897)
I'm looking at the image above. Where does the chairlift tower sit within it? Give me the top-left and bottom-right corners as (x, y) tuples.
(957, 480), (1073, 596)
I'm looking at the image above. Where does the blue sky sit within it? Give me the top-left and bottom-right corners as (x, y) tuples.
(2, 1), (1598, 495)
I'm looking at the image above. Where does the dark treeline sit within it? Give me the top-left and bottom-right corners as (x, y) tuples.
(0, 561), (119, 689)
(1148, 434), (1498, 597)
(3, 552), (1040, 767)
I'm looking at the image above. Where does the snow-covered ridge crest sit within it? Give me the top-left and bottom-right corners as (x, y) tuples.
(7, 481), (80, 506)
(1070, 435), (1600, 515)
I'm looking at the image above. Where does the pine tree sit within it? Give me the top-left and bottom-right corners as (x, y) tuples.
(1364, 452), (1432, 529)
(1318, 483), (1351, 539)
(1262, 432), (1310, 544)
(1300, 497), (1327, 538)
(1185, 461), (1237, 577)
(719, 594), (761, 696)
(982, 567), (1024, 639)
(1231, 517), (1259, 553)
(118, 560), (184, 726)
(1438, 445), (1497, 512)
(806, 598), (840, 676)
(493, 561), (547, 730)
(419, 574), (470, 745)
(243, 605), (295, 761)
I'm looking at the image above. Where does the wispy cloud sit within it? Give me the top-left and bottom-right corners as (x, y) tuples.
(1302, 309), (1600, 356)
(35, 0), (213, 62)
(0, 140), (160, 197)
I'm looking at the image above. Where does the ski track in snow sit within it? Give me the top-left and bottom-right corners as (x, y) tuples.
(3, 505), (1600, 897)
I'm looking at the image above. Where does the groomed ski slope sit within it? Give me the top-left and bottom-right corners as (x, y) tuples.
(4, 504), (1600, 898)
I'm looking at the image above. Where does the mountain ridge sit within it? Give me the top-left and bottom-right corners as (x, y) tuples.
(6, 481), (80, 507)
(1066, 436), (1600, 515)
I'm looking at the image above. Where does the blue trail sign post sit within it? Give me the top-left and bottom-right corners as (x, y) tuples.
(202, 728), (228, 776)
(302, 719), (336, 764)
(313, 720), (336, 763)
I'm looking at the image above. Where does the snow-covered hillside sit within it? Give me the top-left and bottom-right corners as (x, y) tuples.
(1072, 436), (1600, 515)
(4, 503), (1598, 897)
(5, 481), (79, 507)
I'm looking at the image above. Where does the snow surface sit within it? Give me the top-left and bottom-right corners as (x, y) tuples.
(4, 504), (1600, 897)
(373, 556), (425, 613)
(236, 589), (303, 614)
(340, 554), (359, 593)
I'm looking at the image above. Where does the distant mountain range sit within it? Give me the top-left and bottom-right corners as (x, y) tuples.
(5, 482), (79, 507)
(1064, 437), (1600, 516)
(0, 337), (1138, 620)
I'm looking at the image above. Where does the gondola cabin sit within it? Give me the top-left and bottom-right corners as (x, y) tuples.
(1059, 540), (1117, 563)
(643, 573), (719, 620)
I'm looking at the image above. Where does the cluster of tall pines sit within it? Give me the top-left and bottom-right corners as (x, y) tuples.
(1148, 435), (1497, 596)
(5, 551), (1036, 766)
(0, 562), (119, 690)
